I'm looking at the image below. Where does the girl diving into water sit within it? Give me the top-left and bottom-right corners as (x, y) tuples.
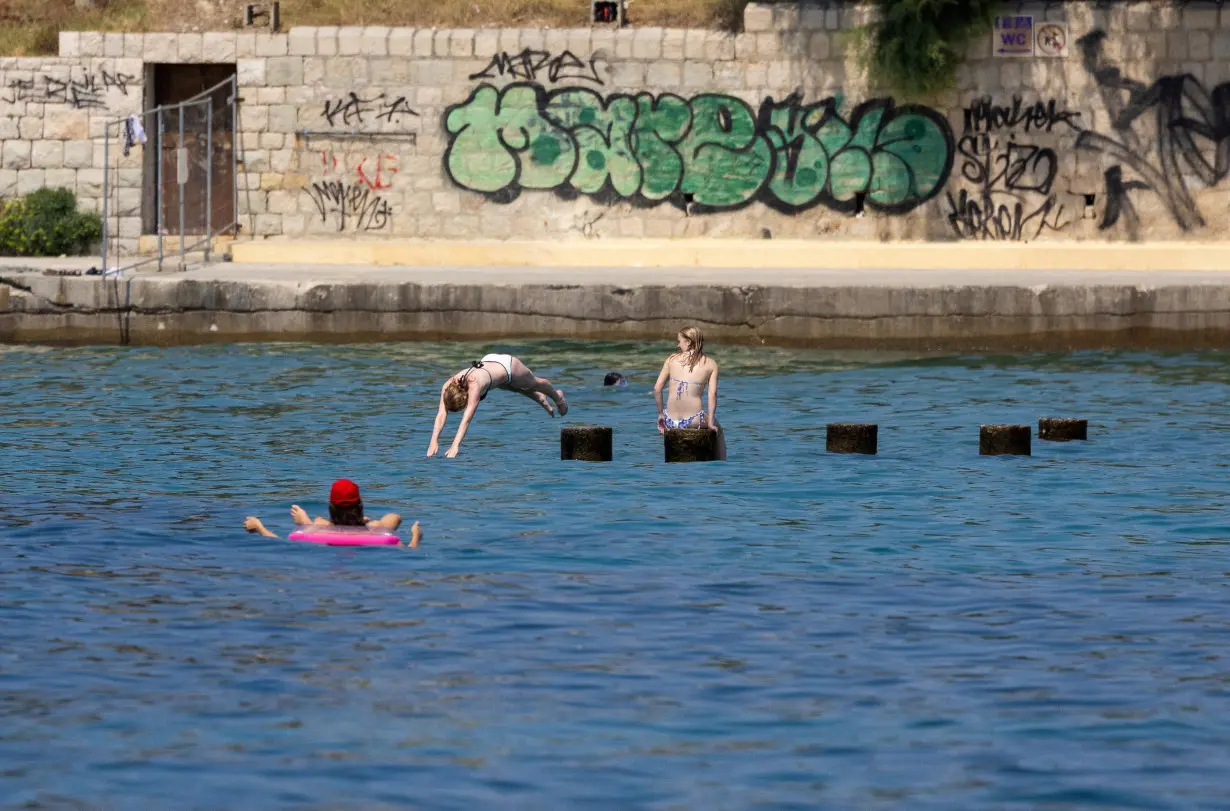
(427, 353), (568, 458)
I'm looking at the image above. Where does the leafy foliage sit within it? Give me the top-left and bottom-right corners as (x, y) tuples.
(0, 188), (102, 257)
(865, 0), (997, 96)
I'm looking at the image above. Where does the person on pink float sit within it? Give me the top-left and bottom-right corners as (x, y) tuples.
(427, 352), (568, 458)
(653, 325), (727, 460)
(244, 479), (420, 547)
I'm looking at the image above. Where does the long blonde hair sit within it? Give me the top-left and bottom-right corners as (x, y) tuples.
(676, 325), (705, 370)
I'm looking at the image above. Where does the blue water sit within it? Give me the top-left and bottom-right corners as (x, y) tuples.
(2, 342), (1229, 810)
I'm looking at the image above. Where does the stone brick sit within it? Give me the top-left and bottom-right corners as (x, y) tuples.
(449, 29), (475, 57)
(705, 32), (736, 61)
(498, 28), (520, 52)
(432, 191), (461, 214)
(288, 28), (316, 56)
(316, 27), (338, 56)
(364, 26), (390, 55)
(735, 33), (756, 60)
(682, 61), (713, 89)
(76, 168), (103, 197)
(30, 141), (63, 169)
(19, 117), (42, 139)
(755, 33), (781, 58)
(433, 30), (451, 57)
(545, 28), (569, 55)
(413, 60), (452, 86)
(683, 29), (706, 60)
(237, 59), (266, 87)
(266, 57), (304, 86)
(63, 140), (94, 169)
(661, 29), (686, 60)
(255, 34), (289, 57)
(270, 150), (294, 172)
(0, 116), (16, 140)
(646, 61), (682, 87)
(177, 33), (204, 62)
(567, 28), (591, 56)
(614, 30), (634, 60)
(412, 29), (434, 56)
(59, 31), (80, 57)
(1126, 2), (1156, 31)
(370, 57), (412, 84)
(42, 109), (90, 140)
(302, 57), (325, 85)
(124, 33), (143, 58)
(144, 33), (177, 62)
(116, 187), (141, 216)
(1, 141), (31, 170)
(267, 189), (297, 214)
(766, 61), (792, 88)
(1189, 31), (1212, 61)
(16, 170), (46, 196)
(800, 5), (827, 30)
(104, 33), (124, 58)
(744, 2), (773, 31)
(745, 62), (768, 87)
(266, 105), (297, 133)
(1213, 31), (1230, 59)
(258, 132), (285, 150)
(633, 27), (663, 60)
(1000, 61), (1022, 89)
(0, 170), (16, 197)
(809, 31), (831, 60)
(203, 32), (237, 61)
(79, 32), (103, 57)
(255, 87), (287, 104)
(713, 61), (744, 86)
(337, 26), (363, 55)
(254, 214), (282, 235)
(1182, 2), (1220, 29)
(235, 32), (257, 57)
(608, 61), (644, 87)
(386, 27), (413, 57)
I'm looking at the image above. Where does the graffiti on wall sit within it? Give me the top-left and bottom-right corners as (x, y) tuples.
(4, 69), (133, 110)
(307, 181), (394, 231)
(945, 94), (1077, 240)
(1075, 29), (1230, 236)
(443, 83), (954, 214)
(322, 93), (418, 127)
(319, 151), (399, 190)
(469, 50), (606, 85)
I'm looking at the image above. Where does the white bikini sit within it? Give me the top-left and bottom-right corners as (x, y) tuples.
(475, 353), (516, 398)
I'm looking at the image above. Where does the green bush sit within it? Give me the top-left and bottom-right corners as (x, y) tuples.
(864, 0), (998, 96)
(0, 187), (102, 257)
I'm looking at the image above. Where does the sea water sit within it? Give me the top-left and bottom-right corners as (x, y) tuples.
(1, 342), (1228, 810)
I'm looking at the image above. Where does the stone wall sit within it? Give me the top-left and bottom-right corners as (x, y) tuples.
(3, 1), (1230, 249)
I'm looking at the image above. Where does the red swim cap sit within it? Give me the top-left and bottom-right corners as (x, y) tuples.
(329, 479), (361, 507)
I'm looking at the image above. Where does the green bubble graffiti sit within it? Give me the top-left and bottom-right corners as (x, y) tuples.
(443, 83), (954, 214)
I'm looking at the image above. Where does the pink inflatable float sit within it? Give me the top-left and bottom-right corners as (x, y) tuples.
(288, 525), (400, 546)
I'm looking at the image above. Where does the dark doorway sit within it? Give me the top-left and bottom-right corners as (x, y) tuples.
(143, 63), (236, 237)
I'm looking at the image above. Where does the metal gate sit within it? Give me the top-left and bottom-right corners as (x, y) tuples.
(100, 75), (238, 273)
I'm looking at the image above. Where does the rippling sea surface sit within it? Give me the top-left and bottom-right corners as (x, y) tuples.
(1, 342), (1229, 810)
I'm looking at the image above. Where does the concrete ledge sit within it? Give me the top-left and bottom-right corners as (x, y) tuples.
(4, 264), (1230, 348)
(230, 239), (1230, 272)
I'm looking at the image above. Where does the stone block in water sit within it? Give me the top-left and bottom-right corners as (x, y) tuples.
(560, 426), (613, 462)
(664, 428), (718, 463)
(826, 423), (878, 454)
(1039, 417), (1088, 442)
(980, 424), (1031, 456)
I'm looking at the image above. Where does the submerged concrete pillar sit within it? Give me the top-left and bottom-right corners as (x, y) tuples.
(664, 428), (718, 462)
(826, 423), (878, 454)
(560, 426), (613, 462)
(980, 424), (1031, 456)
(1039, 417), (1088, 441)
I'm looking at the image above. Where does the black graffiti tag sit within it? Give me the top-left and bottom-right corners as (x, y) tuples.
(1074, 29), (1230, 235)
(963, 95), (1081, 134)
(958, 135), (1058, 195)
(322, 93), (419, 127)
(307, 181), (394, 231)
(5, 69), (133, 110)
(945, 190), (1067, 241)
(469, 49), (605, 85)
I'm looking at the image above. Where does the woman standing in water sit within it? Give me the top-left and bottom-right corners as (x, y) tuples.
(653, 326), (726, 460)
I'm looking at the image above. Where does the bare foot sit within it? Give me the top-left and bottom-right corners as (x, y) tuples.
(532, 391), (556, 416)
(555, 389), (568, 416)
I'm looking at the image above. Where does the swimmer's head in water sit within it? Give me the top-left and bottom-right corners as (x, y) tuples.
(603, 372), (626, 387)
(443, 377), (469, 412)
(677, 326), (705, 366)
(328, 479), (365, 526)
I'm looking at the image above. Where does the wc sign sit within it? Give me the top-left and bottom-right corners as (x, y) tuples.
(994, 14), (1034, 57)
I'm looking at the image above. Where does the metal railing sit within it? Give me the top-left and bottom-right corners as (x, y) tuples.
(100, 75), (239, 274)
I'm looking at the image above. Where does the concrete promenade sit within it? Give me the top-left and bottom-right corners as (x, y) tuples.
(3, 251), (1230, 348)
